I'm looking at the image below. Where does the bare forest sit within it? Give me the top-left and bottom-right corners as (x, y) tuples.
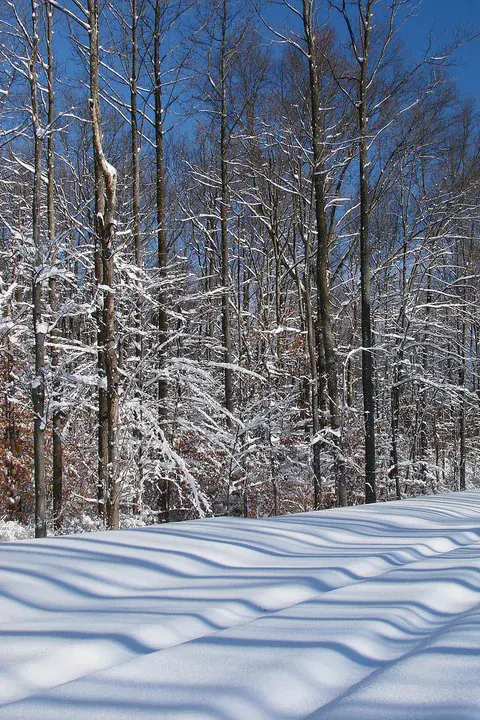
(1, 0), (479, 537)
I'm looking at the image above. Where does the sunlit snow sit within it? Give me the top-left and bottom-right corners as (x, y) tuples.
(1, 492), (480, 719)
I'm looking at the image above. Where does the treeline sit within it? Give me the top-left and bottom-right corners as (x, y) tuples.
(1, 0), (479, 536)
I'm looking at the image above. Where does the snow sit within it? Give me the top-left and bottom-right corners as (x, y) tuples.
(35, 322), (49, 335)
(1, 492), (480, 719)
(0, 520), (31, 542)
(103, 159), (117, 180)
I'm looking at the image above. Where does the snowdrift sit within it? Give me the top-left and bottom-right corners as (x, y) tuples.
(1, 492), (480, 719)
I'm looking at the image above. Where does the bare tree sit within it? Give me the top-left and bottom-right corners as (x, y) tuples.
(88, 0), (120, 529)
(30, 0), (47, 537)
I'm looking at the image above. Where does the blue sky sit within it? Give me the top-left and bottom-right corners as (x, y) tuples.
(53, 0), (480, 108)
(403, 0), (480, 98)
(263, 0), (480, 101)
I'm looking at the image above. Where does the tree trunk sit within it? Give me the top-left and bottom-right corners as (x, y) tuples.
(304, 240), (322, 509)
(89, 0), (120, 529)
(131, 0), (143, 514)
(46, 2), (63, 531)
(30, 0), (47, 538)
(302, 0), (345, 506)
(459, 314), (466, 491)
(154, 0), (170, 520)
(220, 0), (233, 422)
(389, 380), (401, 500)
(358, 3), (376, 504)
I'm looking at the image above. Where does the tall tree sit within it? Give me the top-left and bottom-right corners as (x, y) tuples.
(88, 0), (120, 529)
(45, 0), (63, 530)
(301, 0), (346, 506)
(30, 0), (47, 537)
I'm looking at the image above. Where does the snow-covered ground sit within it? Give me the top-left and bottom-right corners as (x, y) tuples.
(1, 492), (480, 719)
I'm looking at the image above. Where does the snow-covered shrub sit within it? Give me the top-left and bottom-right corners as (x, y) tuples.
(0, 519), (32, 542)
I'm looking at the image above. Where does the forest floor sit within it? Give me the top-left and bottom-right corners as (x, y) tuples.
(1, 492), (480, 719)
